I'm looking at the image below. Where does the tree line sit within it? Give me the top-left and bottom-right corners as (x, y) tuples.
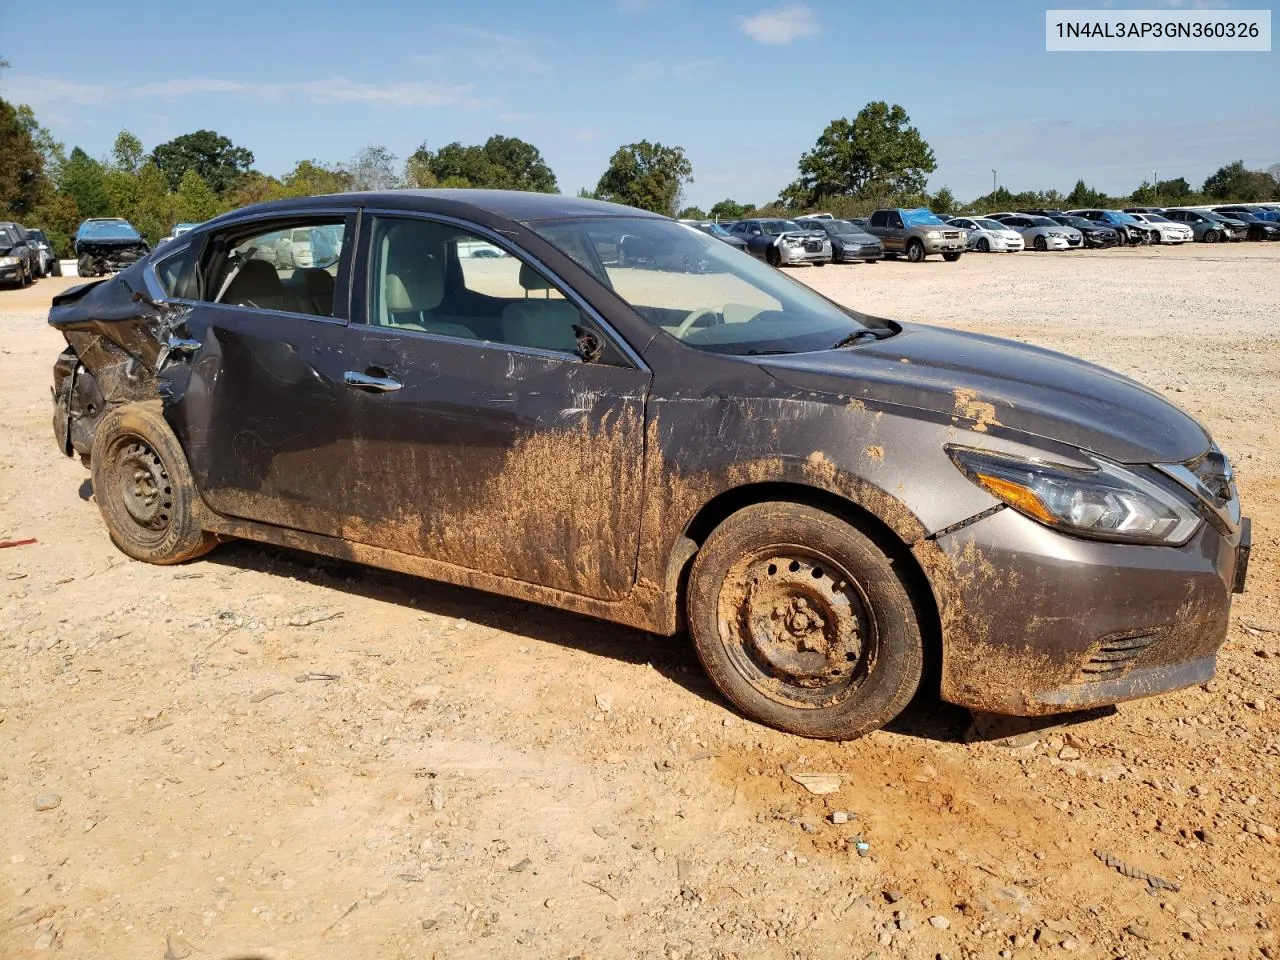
(2, 88), (1276, 258)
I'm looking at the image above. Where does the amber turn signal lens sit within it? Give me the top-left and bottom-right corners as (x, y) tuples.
(973, 473), (1058, 525)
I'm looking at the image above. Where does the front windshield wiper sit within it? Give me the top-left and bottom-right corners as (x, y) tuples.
(829, 328), (893, 350)
(742, 348), (794, 355)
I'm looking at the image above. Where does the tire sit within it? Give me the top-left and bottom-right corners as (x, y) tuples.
(942, 252), (962, 262)
(976, 238), (990, 253)
(812, 260), (825, 267)
(1249, 227), (1262, 242)
(1033, 235), (1047, 251)
(905, 239), (925, 263)
(1204, 230), (1219, 244)
(51, 259), (62, 277)
(686, 502), (924, 740)
(89, 402), (218, 565)
(766, 246), (781, 267)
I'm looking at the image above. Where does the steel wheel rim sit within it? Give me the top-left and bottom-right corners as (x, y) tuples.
(717, 544), (877, 708)
(107, 435), (174, 543)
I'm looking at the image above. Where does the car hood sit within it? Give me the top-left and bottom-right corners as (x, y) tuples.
(835, 232), (880, 244)
(759, 323), (1209, 464)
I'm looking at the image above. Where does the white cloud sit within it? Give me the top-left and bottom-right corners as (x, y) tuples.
(737, 3), (818, 45)
(2, 75), (476, 110)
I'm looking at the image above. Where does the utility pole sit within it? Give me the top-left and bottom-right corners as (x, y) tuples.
(992, 169), (997, 194)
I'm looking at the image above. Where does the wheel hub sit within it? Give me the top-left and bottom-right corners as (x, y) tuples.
(116, 441), (171, 531)
(733, 552), (865, 692)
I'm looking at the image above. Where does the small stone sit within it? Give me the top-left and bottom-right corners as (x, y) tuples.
(509, 858), (532, 873)
(33, 929), (54, 950)
(429, 786), (446, 811)
(34, 793), (61, 811)
(790, 773), (842, 795)
(1193, 828), (1214, 845)
(1061, 937), (1079, 950)
(929, 915), (951, 930)
(592, 824), (616, 839)
(897, 914), (917, 933)
(801, 821), (820, 835)
(1058, 746), (1081, 761)
(654, 846), (666, 862)
(883, 888), (904, 903)
(595, 692), (613, 713)
(1247, 698), (1267, 712)
(830, 810), (850, 824)
(543, 898), (557, 909)
(1256, 822), (1278, 842)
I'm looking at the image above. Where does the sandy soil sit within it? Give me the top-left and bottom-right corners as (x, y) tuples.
(2, 244), (1278, 960)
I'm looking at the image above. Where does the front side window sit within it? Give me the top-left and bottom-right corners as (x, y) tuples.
(367, 216), (596, 357)
(530, 216), (874, 356)
(207, 217), (349, 318)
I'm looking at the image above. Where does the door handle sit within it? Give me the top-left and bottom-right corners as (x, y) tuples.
(343, 370), (402, 392)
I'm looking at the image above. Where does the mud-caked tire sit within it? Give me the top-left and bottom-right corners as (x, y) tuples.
(90, 402), (218, 564)
(686, 502), (923, 740)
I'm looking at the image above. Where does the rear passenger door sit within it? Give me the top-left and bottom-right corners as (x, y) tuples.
(336, 212), (652, 602)
(162, 211), (358, 536)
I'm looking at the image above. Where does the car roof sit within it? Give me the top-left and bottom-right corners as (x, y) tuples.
(200, 189), (664, 231)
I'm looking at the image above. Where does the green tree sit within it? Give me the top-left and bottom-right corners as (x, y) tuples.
(1065, 179), (1108, 208)
(31, 193), (81, 257)
(172, 168), (220, 223)
(1155, 177), (1192, 202)
(228, 172), (286, 208)
(347, 145), (401, 191)
(103, 168), (140, 223)
(676, 205), (706, 219)
(1202, 160), (1277, 202)
(0, 97), (47, 218)
(928, 185), (957, 214)
(112, 130), (145, 173)
(281, 160), (353, 198)
(152, 129), (254, 194)
(407, 136), (558, 192)
(709, 199), (749, 220)
(60, 147), (110, 218)
(595, 140), (693, 215)
(785, 102), (936, 206)
(131, 162), (174, 244)
(16, 103), (64, 185)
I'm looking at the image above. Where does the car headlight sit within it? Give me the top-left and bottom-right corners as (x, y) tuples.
(946, 446), (1203, 545)
(925, 230), (941, 240)
(0, 256), (18, 266)
(958, 231), (969, 242)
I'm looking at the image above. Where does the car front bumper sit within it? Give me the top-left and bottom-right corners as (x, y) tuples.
(924, 506), (1248, 716)
(922, 239), (967, 254)
(778, 242), (831, 264)
(837, 243), (884, 261)
(0, 263), (22, 281)
(1037, 236), (1071, 250)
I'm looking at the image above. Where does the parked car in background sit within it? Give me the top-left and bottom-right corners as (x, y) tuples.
(1213, 204), (1280, 223)
(0, 222), (40, 286)
(1162, 209), (1248, 243)
(796, 217), (885, 262)
(1210, 210), (1280, 241)
(47, 189), (1251, 740)
(1066, 210), (1156, 245)
(1046, 214), (1120, 248)
(725, 218), (831, 267)
(989, 213), (1083, 251)
(23, 227), (60, 276)
(945, 216), (1024, 253)
(864, 208), (966, 262)
(74, 218), (150, 277)
(680, 220), (750, 252)
(1125, 213), (1194, 244)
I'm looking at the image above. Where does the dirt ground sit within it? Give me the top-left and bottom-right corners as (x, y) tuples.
(2, 244), (1278, 960)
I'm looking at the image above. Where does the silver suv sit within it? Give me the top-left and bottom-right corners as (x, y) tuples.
(865, 208), (966, 262)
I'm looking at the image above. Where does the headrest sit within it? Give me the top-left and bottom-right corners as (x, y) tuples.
(519, 262), (552, 293)
(383, 273), (413, 313)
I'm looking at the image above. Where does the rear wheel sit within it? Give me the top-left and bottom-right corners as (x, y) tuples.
(905, 239), (925, 263)
(90, 402), (219, 565)
(686, 502), (924, 740)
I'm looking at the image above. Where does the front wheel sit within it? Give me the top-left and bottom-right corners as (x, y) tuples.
(1033, 235), (1047, 251)
(905, 240), (925, 263)
(942, 252), (962, 262)
(976, 238), (990, 253)
(686, 502), (924, 740)
(766, 246), (781, 267)
(90, 402), (219, 565)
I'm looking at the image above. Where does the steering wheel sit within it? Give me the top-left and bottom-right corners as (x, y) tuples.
(673, 307), (719, 340)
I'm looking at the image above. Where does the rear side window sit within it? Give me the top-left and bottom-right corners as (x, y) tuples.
(204, 217), (350, 319)
(869, 211), (886, 227)
(157, 246), (201, 300)
(886, 212), (903, 228)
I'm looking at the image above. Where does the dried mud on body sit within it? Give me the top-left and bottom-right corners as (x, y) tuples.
(3, 248), (1280, 960)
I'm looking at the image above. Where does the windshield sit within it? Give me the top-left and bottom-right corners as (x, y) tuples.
(975, 218), (1007, 230)
(0, 226), (19, 245)
(1143, 214), (1173, 223)
(1204, 211), (1234, 222)
(530, 217), (873, 355)
(900, 208), (947, 227)
(1028, 216), (1059, 227)
(1111, 212), (1141, 224)
(761, 220), (803, 235)
(1050, 216), (1090, 229)
(78, 220), (142, 241)
(828, 220), (866, 235)
(698, 222), (733, 238)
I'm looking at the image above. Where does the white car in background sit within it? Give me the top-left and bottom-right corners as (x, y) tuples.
(946, 216), (1024, 252)
(1125, 212), (1193, 244)
(988, 213), (1084, 251)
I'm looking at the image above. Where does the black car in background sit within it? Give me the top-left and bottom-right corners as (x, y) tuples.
(1048, 214), (1121, 248)
(74, 218), (150, 277)
(680, 220), (750, 252)
(1211, 210), (1280, 241)
(24, 227), (61, 276)
(0, 222), (39, 287)
(796, 217), (884, 262)
(724, 218), (832, 266)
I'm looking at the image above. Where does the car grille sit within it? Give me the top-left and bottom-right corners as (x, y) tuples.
(804, 241), (823, 252)
(1074, 629), (1165, 683)
(1066, 236), (1082, 246)
(942, 231), (961, 239)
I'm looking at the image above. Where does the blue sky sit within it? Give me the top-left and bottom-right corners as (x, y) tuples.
(3, 0), (1277, 207)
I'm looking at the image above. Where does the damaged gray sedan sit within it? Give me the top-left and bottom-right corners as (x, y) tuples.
(49, 190), (1250, 740)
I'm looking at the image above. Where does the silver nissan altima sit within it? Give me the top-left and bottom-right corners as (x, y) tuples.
(947, 217), (1025, 252)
